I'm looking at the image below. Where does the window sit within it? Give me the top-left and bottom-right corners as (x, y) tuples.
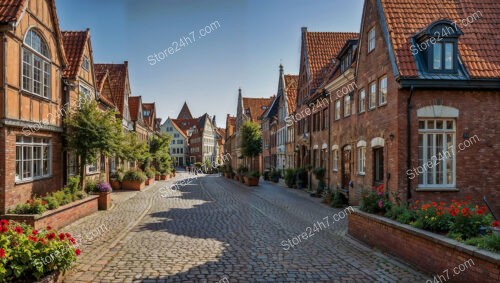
(359, 89), (366, 113)
(344, 95), (351, 117)
(87, 160), (98, 174)
(15, 136), (51, 182)
(68, 152), (78, 177)
(369, 82), (377, 109)
(418, 119), (455, 187)
(379, 76), (387, 105)
(433, 43), (442, 70)
(358, 147), (366, 175)
(340, 50), (352, 73)
(100, 155), (106, 173)
(82, 56), (90, 71)
(373, 147), (384, 184)
(323, 108), (328, 129)
(368, 27), (375, 52)
(335, 100), (341, 120)
(143, 110), (151, 116)
(79, 84), (92, 105)
(22, 29), (51, 98)
(174, 133), (179, 138)
(333, 149), (338, 171)
(433, 42), (454, 71)
(444, 43), (453, 70)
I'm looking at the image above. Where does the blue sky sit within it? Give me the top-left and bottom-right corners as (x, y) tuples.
(57, 0), (364, 126)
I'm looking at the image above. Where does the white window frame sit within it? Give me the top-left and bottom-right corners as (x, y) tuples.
(15, 136), (51, 182)
(379, 76), (387, 105)
(369, 82), (377, 109)
(357, 147), (366, 175)
(418, 119), (456, 189)
(86, 158), (99, 175)
(22, 29), (51, 99)
(332, 149), (339, 171)
(335, 100), (341, 120)
(344, 95), (351, 117)
(359, 89), (366, 113)
(368, 27), (376, 52)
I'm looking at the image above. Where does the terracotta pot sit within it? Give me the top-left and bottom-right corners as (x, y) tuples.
(155, 174), (160, 181)
(145, 178), (155, 185)
(121, 180), (145, 190)
(161, 175), (167, 180)
(110, 180), (121, 190)
(98, 192), (111, 210)
(244, 176), (259, 186)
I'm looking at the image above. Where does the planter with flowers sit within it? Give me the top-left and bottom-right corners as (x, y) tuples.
(0, 220), (80, 282)
(109, 171), (123, 190)
(96, 182), (112, 210)
(121, 170), (147, 191)
(244, 171), (260, 186)
(350, 194), (500, 283)
(144, 168), (156, 186)
(4, 176), (98, 230)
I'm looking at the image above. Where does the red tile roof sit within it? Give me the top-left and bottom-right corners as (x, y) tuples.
(171, 118), (198, 136)
(94, 62), (128, 115)
(128, 96), (141, 121)
(304, 32), (359, 92)
(284, 75), (298, 113)
(142, 103), (155, 128)
(242, 97), (275, 122)
(61, 30), (89, 79)
(169, 118), (188, 138)
(0, 0), (24, 23)
(380, 0), (500, 78)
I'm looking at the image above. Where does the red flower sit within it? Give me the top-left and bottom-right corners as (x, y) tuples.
(75, 249), (81, 256)
(32, 229), (38, 236)
(14, 226), (23, 234)
(59, 233), (65, 240)
(431, 202), (437, 207)
(492, 220), (500, 228)
(46, 233), (56, 240)
(1, 226), (7, 233)
(46, 226), (52, 230)
(65, 233), (72, 238)
(0, 248), (5, 258)
(0, 219), (8, 226)
(28, 235), (38, 242)
(69, 237), (76, 245)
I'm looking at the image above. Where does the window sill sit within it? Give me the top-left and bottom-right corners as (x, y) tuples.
(333, 169), (338, 172)
(358, 172), (365, 176)
(20, 90), (52, 103)
(358, 110), (365, 114)
(378, 102), (387, 108)
(416, 187), (459, 192)
(15, 175), (52, 185)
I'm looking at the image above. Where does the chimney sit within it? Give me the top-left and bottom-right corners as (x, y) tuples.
(301, 27), (307, 33)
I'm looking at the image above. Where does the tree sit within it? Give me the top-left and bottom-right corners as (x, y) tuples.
(240, 120), (263, 171)
(149, 133), (172, 171)
(120, 132), (150, 169)
(64, 99), (122, 189)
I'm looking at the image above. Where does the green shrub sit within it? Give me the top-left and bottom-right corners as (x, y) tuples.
(123, 170), (147, 182)
(10, 199), (47, 215)
(246, 171), (260, 178)
(237, 165), (249, 175)
(110, 171), (124, 182)
(43, 196), (60, 210)
(331, 190), (348, 208)
(263, 170), (270, 181)
(385, 205), (416, 224)
(144, 167), (156, 178)
(295, 168), (307, 189)
(270, 169), (281, 182)
(284, 169), (296, 188)
(85, 179), (98, 194)
(464, 233), (500, 253)
(67, 176), (80, 193)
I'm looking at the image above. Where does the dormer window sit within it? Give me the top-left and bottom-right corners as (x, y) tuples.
(340, 50), (352, 73)
(413, 20), (463, 74)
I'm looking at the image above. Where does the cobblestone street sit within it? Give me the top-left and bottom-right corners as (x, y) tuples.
(62, 171), (428, 282)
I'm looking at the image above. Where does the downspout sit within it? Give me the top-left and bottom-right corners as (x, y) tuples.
(2, 32), (6, 123)
(406, 85), (414, 204)
(326, 90), (331, 188)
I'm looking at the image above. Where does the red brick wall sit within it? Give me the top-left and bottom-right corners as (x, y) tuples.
(349, 210), (500, 283)
(1, 128), (64, 214)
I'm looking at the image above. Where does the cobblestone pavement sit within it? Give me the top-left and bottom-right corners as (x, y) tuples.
(62, 171), (428, 282)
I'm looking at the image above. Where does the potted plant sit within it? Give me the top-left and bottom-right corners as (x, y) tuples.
(284, 169), (296, 188)
(244, 171), (260, 186)
(144, 168), (156, 185)
(263, 170), (270, 181)
(161, 168), (170, 180)
(121, 169), (147, 190)
(172, 168), (176, 177)
(271, 169), (281, 183)
(295, 168), (307, 189)
(96, 181), (112, 210)
(109, 170), (123, 190)
(237, 165), (248, 183)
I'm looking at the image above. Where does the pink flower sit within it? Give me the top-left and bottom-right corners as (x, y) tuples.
(378, 200), (383, 208)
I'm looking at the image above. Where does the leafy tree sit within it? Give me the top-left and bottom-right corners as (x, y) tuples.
(64, 99), (122, 188)
(149, 133), (172, 171)
(240, 120), (263, 171)
(120, 132), (150, 168)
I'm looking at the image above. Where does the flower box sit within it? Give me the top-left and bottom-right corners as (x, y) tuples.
(155, 174), (161, 181)
(349, 209), (500, 283)
(161, 175), (168, 180)
(3, 196), (99, 230)
(145, 178), (155, 186)
(98, 192), (111, 210)
(244, 176), (259, 186)
(110, 180), (120, 190)
(121, 180), (145, 191)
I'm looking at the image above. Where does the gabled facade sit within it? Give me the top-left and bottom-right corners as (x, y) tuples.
(224, 114), (236, 170)
(142, 102), (157, 138)
(0, 0), (68, 213)
(160, 117), (189, 167)
(128, 96), (149, 142)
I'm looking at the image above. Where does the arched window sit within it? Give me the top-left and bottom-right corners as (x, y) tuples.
(22, 29), (51, 98)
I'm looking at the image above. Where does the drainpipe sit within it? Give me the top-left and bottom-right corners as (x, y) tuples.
(326, 90), (331, 188)
(406, 85), (414, 204)
(2, 32), (6, 122)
